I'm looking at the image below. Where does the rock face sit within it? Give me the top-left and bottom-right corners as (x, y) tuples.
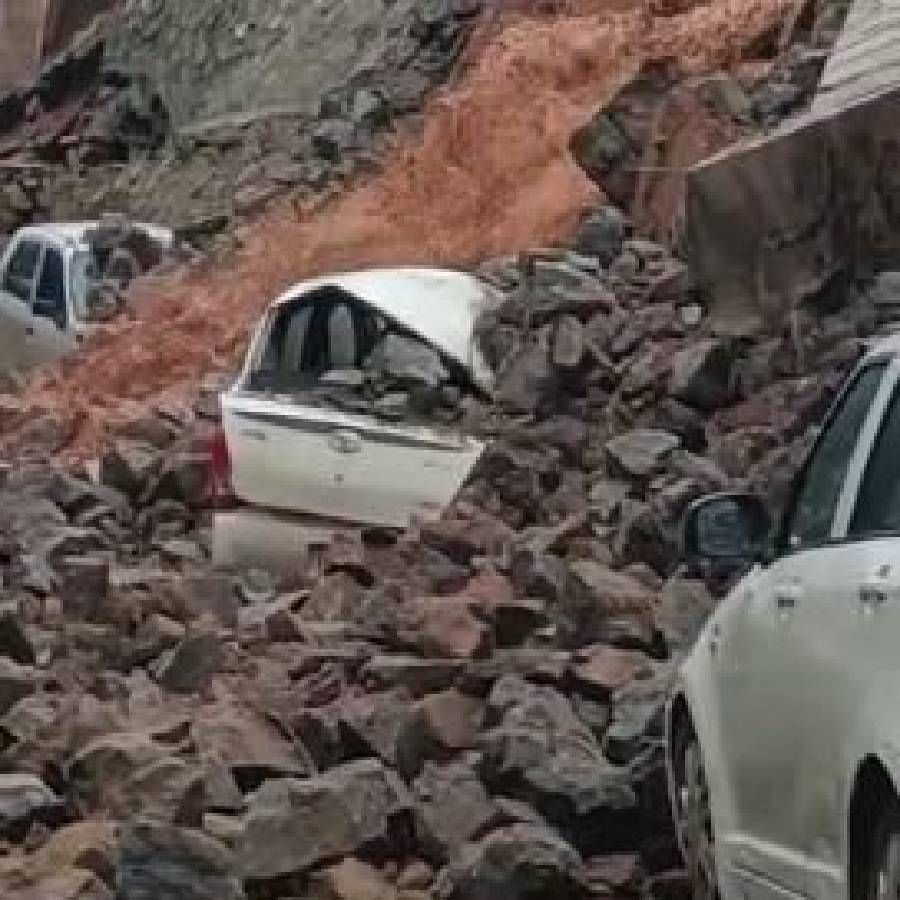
(105, 0), (481, 130)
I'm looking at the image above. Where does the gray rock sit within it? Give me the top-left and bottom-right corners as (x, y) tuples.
(153, 630), (226, 694)
(603, 664), (676, 766)
(118, 820), (243, 900)
(656, 577), (717, 652)
(668, 339), (735, 411)
(414, 759), (498, 863)
(606, 430), (681, 478)
(0, 774), (67, 840)
(434, 824), (590, 900)
(99, 441), (159, 499)
(573, 206), (626, 265)
(239, 759), (411, 880)
(479, 677), (637, 824)
(0, 657), (36, 715)
(553, 316), (586, 370)
(0, 611), (35, 665)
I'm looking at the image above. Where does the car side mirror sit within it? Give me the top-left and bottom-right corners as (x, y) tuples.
(684, 493), (771, 567)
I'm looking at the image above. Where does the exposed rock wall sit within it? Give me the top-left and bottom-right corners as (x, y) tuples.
(105, 0), (481, 133)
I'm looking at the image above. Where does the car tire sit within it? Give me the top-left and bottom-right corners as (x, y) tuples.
(672, 724), (719, 900)
(869, 801), (900, 900)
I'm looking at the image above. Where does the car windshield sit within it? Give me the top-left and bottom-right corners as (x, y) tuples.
(69, 249), (100, 322)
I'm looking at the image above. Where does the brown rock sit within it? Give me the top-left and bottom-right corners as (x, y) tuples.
(4, 867), (113, 900)
(312, 858), (398, 900)
(403, 598), (492, 660)
(194, 701), (309, 793)
(570, 646), (653, 699)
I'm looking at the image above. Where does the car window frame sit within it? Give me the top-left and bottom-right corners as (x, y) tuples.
(2, 238), (44, 307)
(774, 357), (898, 557)
(33, 243), (68, 330)
(846, 357), (900, 539)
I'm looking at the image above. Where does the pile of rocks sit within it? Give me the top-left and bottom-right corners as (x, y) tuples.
(0, 200), (876, 897)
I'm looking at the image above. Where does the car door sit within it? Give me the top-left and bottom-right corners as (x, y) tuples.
(0, 237), (42, 373)
(712, 360), (891, 899)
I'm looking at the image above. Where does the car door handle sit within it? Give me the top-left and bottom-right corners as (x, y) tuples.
(774, 583), (802, 612)
(328, 429), (362, 454)
(24, 325), (33, 336)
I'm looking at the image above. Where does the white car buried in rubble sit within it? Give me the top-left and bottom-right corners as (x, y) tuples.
(210, 268), (499, 569)
(0, 221), (173, 376)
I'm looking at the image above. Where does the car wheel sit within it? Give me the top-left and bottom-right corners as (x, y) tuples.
(673, 727), (719, 900)
(870, 803), (900, 900)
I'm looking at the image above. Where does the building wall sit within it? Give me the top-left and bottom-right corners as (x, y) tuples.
(0, 0), (48, 93)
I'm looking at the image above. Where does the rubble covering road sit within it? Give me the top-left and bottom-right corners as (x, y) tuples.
(0, 204), (877, 898)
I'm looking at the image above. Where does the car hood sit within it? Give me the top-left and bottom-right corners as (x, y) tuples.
(269, 268), (499, 392)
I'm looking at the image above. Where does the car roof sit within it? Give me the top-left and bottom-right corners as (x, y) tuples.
(864, 330), (900, 363)
(271, 267), (500, 389)
(14, 221), (174, 248)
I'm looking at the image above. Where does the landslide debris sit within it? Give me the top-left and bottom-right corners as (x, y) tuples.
(0, 200), (876, 898)
(4, 0), (811, 457)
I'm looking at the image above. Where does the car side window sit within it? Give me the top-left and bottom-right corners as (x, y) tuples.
(34, 247), (66, 329)
(2, 240), (41, 304)
(849, 382), (900, 536)
(784, 364), (886, 550)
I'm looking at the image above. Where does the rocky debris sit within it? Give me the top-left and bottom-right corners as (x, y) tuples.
(0, 191), (873, 899)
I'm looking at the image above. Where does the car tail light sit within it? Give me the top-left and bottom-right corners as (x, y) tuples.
(208, 427), (237, 509)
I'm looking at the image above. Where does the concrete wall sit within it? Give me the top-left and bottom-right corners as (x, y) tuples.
(687, 0), (900, 334)
(0, 0), (47, 92)
(814, 0), (900, 116)
(42, 0), (118, 57)
(686, 89), (900, 334)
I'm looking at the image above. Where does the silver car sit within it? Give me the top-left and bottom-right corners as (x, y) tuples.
(667, 332), (900, 900)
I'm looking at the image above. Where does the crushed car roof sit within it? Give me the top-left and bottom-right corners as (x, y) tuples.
(271, 267), (499, 389)
(16, 222), (174, 248)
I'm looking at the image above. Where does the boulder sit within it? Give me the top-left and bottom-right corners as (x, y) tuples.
(117, 820), (243, 900)
(0, 612), (35, 665)
(239, 759), (411, 881)
(153, 630), (226, 694)
(606, 431), (681, 478)
(193, 701), (308, 794)
(99, 441), (159, 499)
(569, 647), (654, 699)
(0, 657), (36, 715)
(0, 774), (67, 840)
(433, 824), (590, 900)
(479, 677), (637, 831)
(311, 858), (397, 900)
(413, 760), (498, 863)
(668, 339), (735, 411)
(573, 206), (626, 265)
